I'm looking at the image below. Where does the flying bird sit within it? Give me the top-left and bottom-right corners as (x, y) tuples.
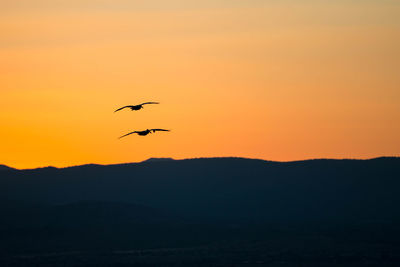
(114, 102), (159, 113)
(119, 129), (170, 139)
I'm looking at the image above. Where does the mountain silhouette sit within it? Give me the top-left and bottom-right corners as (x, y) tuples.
(1, 157), (400, 265)
(1, 157), (399, 222)
(0, 165), (14, 171)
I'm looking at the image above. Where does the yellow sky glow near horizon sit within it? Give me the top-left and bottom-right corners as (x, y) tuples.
(1, 1), (399, 169)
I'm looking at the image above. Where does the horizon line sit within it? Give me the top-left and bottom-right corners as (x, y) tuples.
(2, 155), (399, 171)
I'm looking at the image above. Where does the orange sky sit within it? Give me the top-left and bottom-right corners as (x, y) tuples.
(1, 0), (399, 169)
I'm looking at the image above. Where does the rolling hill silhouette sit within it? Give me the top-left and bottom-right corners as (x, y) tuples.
(1, 157), (399, 223)
(0, 165), (14, 171)
(1, 157), (399, 265)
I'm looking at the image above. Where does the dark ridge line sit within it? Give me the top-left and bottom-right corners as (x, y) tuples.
(3, 156), (399, 172)
(0, 164), (16, 171)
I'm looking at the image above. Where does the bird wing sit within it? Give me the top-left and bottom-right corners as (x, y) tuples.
(114, 106), (133, 113)
(151, 129), (170, 132)
(119, 131), (138, 139)
(141, 102), (159, 105)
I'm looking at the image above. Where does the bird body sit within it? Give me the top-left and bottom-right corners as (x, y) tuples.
(114, 102), (159, 113)
(119, 129), (170, 139)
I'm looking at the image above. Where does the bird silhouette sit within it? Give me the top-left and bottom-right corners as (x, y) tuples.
(114, 102), (159, 113)
(119, 129), (170, 139)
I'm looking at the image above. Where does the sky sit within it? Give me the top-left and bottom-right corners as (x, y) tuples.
(1, 0), (399, 169)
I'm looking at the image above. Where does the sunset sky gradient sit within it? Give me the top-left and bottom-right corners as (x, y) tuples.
(1, 0), (399, 169)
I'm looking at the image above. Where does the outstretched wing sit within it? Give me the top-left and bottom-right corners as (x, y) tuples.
(114, 106), (133, 113)
(119, 131), (138, 139)
(151, 129), (170, 133)
(141, 102), (159, 105)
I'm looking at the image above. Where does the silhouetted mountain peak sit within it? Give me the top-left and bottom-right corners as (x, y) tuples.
(0, 165), (15, 171)
(142, 157), (175, 163)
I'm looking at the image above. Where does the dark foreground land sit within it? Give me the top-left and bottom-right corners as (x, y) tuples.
(0, 157), (399, 266)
